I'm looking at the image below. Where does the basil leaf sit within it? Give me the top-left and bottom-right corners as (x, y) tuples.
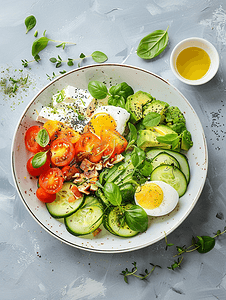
(109, 82), (134, 99)
(104, 182), (122, 206)
(91, 51), (108, 63)
(126, 122), (137, 150)
(108, 95), (125, 108)
(196, 236), (215, 253)
(156, 133), (178, 144)
(32, 152), (47, 169)
(36, 128), (49, 147)
(131, 147), (145, 168)
(125, 205), (148, 232)
(142, 112), (161, 127)
(88, 80), (108, 99)
(137, 27), (169, 60)
(32, 36), (50, 57)
(25, 15), (36, 34)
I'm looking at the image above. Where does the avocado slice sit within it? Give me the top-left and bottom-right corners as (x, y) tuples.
(143, 99), (169, 123)
(137, 130), (171, 150)
(125, 91), (153, 123)
(151, 124), (178, 135)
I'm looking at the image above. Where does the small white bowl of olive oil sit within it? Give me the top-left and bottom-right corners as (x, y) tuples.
(170, 37), (219, 85)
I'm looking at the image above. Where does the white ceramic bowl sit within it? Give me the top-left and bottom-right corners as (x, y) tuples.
(170, 37), (219, 85)
(11, 64), (208, 253)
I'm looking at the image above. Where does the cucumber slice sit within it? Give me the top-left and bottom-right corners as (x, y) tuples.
(106, 205), (139, 237)
(150, 152), (180, 171)
(150, 164), (187, 197)
(46, 182), (84, 218)
(146, 148), (190, 183)
(65, 196), (104, 236)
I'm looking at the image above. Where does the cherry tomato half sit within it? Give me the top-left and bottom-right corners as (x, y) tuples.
(36, 187), (56, 203)
(74, 132), (103, 163)
(26, 154), (51, 177)
(39, 167), (64, 194)
(50, 138), (75, 167)
(25, 126), (50, 153)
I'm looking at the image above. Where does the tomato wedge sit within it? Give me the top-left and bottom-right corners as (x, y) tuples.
(74, 132), (103, 163)
(43, 120), (80, 144)
(50, 138), (75, 167)
(39, 168), (64, 194)
(36, 187), (56, 203)
(26, 154), (51, 177)
(100, 129), (128, 158)
(25, 125), (50, 153)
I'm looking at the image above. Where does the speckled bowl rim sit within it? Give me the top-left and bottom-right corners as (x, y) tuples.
(11, 63), (208, 253)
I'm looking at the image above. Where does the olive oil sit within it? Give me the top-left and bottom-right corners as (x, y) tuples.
(176, 47), (211, 80)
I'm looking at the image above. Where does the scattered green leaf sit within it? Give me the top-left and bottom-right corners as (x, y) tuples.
(32, 151), (47, 168)
(137, 26), (169, 60)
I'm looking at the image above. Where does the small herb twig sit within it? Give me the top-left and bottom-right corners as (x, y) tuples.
(164, 232), (174, 250)
(31, 31), (76, 59)
(166, 227), (226, 270)
(21, 56), (41, 68)
(121, 262), (161, 284)
(167, 256), (183, 270)
(46, 70), (67, 81)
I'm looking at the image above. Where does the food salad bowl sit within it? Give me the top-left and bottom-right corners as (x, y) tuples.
(11, 63), (208, 253)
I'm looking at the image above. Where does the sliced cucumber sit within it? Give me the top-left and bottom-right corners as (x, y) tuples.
(65, 196), (104, 236)
(150, 164), (187, 197)
(46, 182), (84, 218)
(150, 152), (180, 171)
(105, 205), (139, 237)
(146, 148), (190, 183)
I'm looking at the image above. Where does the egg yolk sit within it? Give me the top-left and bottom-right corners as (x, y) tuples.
(135, 183), (164, 209)
(89, 112), (117, 136)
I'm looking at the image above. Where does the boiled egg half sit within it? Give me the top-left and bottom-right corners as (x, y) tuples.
(134, 181), (179, 216)
(88, 105), (130, 136)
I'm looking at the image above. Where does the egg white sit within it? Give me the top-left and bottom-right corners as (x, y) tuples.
(92, 105), (130, 134)
(134, 181), (179, 216)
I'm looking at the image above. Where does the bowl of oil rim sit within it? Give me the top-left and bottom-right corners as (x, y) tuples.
(170, 37), (219, 85)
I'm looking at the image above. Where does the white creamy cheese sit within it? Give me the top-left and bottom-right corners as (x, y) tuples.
(36, 86), (93, 133)
(52, 85), (94, 114)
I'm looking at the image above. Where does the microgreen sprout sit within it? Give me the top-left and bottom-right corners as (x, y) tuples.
(49, 51), (108, 68)
(121, 262), (161, 284)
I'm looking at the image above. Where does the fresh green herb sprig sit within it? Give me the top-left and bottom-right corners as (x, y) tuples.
(49, 51), (108, 68)
(32, 30), (76, 60)
(166, 228), (226, 270)
(121, 262), (161, 284)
